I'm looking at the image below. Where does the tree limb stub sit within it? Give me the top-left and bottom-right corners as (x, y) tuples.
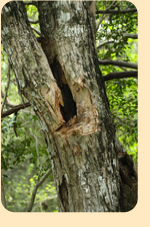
(103, 71), (138, 81)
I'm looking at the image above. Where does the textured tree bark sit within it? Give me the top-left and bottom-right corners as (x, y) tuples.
(1, 1), (137, 212)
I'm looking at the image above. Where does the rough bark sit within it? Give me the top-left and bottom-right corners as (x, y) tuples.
(1, 1), (137, 212)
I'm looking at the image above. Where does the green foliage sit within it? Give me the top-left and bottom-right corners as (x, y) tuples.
(1, 108), (57, 212)
(1, 109), (49, 170)
(1, 49), (21, 105)
(1, 1), (138, 212)
(25, 3), (40, 36)
(3, 163), (57, 212)
(96, 1), (137, 61)
(105, 78), (138, 161)
(96, 1), (138, 162)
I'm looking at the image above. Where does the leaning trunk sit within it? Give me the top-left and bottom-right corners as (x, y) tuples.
(1, 1), (137, 212)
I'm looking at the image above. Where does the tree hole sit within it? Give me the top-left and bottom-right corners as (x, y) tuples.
(50, 59), (77, 122)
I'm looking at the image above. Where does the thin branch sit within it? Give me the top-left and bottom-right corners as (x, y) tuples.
(36, 168), (52, 191)
(30, 129), (43, 168)
(32, 195), (57, 212)
(97, 40), (118, 50)
(14, 112), (18, 137)
(96, 8), (137, 14)
(103, 71), (138, 81)
(31, 27), (41, 36)
(1, 64), (11, 113)
(1, 90), (14, 107)
(28, 18), (39, 24)
(96, 1), (117, 32)
(26, 166), (43, 212)
(1, 102), (31, 118)
(111, 112), (136, 129)
(96, 14), (106, 32)
(98, 59), (138, 69)
(123, 33), (138, 39)
(26, 168), (52, 212)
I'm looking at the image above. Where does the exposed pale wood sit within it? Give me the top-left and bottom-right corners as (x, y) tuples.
(2, 1), (137, 212)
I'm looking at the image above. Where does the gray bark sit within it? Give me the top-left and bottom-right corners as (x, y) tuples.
(123, 33), (138, 39)
(98, 60), (138, 69)
(1, 1), (137, 212)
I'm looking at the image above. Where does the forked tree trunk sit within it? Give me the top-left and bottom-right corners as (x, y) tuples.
(1, 1), (137, 212)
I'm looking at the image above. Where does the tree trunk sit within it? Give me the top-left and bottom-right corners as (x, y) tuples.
(1, 1), (137, 212)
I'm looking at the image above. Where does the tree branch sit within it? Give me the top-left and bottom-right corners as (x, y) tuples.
(96, 34), (137, 50)
(28, 18), (39, 24)
(1, 64), (11, 113)
(96, 1), (116, 32)
(96, 8), (137, 14)
(96, 14), (106, 32)
(98, 59), (138, 69)
(32, 195), (57, 212)
(123, 33), (138, 39)
(26, 167), (52, 212)
(30, 129), (43, 169)
(1, 102), (31, 118)
(31, 27), (41, 36)
(103, 71), (138, 81)
(97, 40), (118, 50)
(14, 112), (18, 137)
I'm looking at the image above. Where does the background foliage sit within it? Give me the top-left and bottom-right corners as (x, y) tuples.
(1, 1), (138, 212)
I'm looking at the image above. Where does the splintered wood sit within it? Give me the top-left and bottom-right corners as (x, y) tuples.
(55, 83), (100, 136)
(41, 82), (65, 131)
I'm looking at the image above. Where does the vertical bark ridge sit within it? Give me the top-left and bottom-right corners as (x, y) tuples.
(2, 1), (137, 212)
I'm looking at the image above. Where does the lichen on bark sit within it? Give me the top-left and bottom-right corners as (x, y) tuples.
(1, 1), (137, 212)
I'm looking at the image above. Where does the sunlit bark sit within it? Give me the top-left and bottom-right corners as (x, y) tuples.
(1, 1), (137, 212)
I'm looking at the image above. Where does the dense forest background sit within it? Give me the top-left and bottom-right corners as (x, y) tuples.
(1, 1), (138, 212)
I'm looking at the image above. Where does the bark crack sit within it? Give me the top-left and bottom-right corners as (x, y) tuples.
(59, 175), (69, 212)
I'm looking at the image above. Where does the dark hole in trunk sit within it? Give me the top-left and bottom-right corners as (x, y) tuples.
(50, 59), (77, 122)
